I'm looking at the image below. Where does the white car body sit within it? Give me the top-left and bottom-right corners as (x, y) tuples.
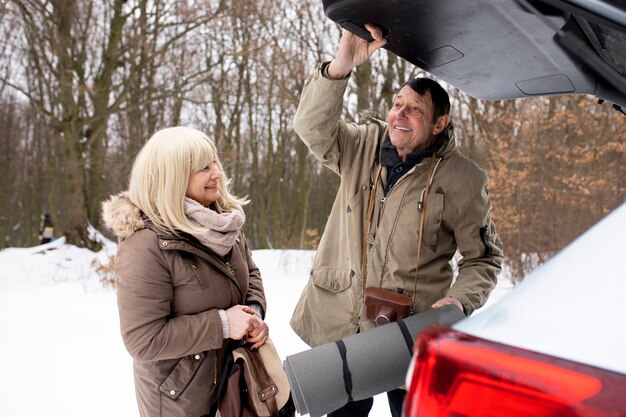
(456, 202), (626, 376)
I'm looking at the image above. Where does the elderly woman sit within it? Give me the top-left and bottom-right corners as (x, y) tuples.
(102, 126), (268, 417)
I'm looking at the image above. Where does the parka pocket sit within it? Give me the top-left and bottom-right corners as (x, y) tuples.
(480, 219), (504, 257)
(346, 183), (369, 215)
(422, 189), (444, 252)
(185, 259), (205, 289)
(178, 258), (215, 290)
(159, 352), (206, 401)
(311, 268), (353, 293)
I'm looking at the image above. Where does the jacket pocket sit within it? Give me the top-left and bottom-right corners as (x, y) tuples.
(346, 183), (369, 215)
(311, 268), (352, 293)
(291, 268), (356, 347)
(159, 352), (206, 401)
(480, 219), (504, 257)
(186, 259), (206, 289)
(179, 257), (214, 290)
(423, 189), (444, 252)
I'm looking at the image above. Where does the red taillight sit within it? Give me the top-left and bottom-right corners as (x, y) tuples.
(404, 326), (626, 417)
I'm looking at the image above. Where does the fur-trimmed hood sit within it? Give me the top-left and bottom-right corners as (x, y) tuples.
(101, 191), (145, 240)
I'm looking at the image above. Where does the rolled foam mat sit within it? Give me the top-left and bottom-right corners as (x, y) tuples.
(284, 305), (465, 416)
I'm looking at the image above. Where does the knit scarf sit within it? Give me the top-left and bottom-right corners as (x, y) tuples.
(183, 197), (245, 256)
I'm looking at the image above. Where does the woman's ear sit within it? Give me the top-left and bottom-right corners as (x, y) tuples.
(433, 114), (451, 136)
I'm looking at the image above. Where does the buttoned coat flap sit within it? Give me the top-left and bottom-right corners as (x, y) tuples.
(159, 352), (206, 400)
(311, 268), (352, 293)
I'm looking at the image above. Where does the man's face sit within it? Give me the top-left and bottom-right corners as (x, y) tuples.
(387, 86), (449, 158)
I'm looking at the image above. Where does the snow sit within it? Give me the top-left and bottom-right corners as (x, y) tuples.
(0, 235), (512, 417)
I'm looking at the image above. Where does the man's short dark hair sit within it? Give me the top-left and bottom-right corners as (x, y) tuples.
(402, 78), (450, 121)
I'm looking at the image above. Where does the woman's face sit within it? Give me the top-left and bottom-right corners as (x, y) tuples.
(186, 161), (222, 207)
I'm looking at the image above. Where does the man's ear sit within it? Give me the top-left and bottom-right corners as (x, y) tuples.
(433, 114), (451, 135)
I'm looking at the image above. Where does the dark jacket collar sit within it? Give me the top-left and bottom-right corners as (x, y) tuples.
(380, 136), (436, 168)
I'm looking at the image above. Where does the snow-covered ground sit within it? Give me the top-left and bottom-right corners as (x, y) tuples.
(0, 236), (512, 417)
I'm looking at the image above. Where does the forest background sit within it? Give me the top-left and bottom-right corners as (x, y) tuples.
(1, 0), (624, 282)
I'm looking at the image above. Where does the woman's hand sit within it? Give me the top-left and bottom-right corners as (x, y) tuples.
(245, 315), (269, 350)
(225, 305), (269, 349)
(225, 305), (258, 339)
(327, 23), (387, 79)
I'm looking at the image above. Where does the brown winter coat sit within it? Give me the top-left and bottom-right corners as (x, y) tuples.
(290, 64), (503, 347)
(102, 193), (266, 417)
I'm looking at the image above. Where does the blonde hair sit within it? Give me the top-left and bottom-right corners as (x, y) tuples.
(128, 126), (248, 236)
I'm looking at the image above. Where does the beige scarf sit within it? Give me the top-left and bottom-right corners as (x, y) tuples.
(183, 197), (245, 256)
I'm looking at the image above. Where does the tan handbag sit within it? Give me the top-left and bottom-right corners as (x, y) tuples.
(217, 338), (295, 417)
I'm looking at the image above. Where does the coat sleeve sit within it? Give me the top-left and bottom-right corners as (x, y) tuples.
(115, 231), (224, 361)
(242, 234), (267, 317)
(446, 171), (504, 315)
(293, 63), (371, 176)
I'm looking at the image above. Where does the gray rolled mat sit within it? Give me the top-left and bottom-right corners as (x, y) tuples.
(284, 305), (465, 417)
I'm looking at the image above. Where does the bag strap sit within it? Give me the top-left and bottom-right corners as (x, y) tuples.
(410, 154), (440, 309)
(361, 162), (384, 291)
(213, 340), (242, 408)
(246, 348), (280, 417)
(361, 154), (439, 305)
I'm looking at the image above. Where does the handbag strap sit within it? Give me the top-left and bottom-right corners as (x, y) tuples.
(213, 340), (241, 408)
(246, 348), (280, 417)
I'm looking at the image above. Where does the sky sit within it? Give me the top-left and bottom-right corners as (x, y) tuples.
(0, 234), (513, 417)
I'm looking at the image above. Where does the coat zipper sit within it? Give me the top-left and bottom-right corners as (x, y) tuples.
(214, 350), (218, 384)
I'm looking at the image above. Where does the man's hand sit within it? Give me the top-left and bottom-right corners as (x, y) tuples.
(327, 23), (387, 79)
(432, 296), (464, 313)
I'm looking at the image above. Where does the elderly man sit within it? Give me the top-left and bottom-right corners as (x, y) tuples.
(290, 24), (503, 417)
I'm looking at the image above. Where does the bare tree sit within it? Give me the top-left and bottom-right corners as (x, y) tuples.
(2, 0), (226, 248)
(1, 0), (623, 291)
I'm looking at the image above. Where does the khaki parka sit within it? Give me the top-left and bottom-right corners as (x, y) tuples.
(290, 64), (503, 347)
(102, 192), (266, 417)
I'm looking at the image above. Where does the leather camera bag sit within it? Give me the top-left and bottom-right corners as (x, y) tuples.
(363, 287), (413, 326)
